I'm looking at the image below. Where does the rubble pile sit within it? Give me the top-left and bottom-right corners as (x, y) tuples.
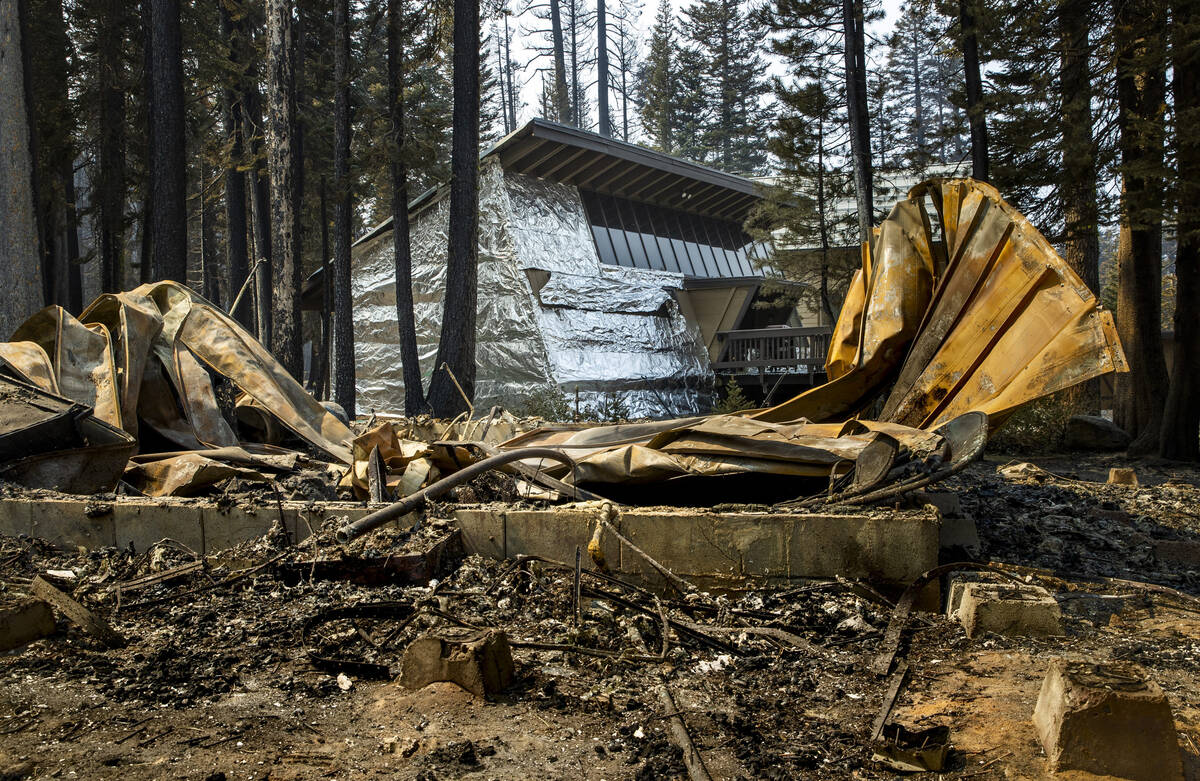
(0, 456), (1197, 779)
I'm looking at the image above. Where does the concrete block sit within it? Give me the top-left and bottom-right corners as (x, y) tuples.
(916, 490), (962, 517)
(453, 506), (940, 589)
(29, 499), (115, 549)
(946, 573), (1005, 616)
(1107, 467), (1139, 487)
(502, 507), (621, 568)
(952, 581), (1062, 638)
(455, 508), (506, 560)
(0, 499), (33, 538)
(400, 628), (513, 698)
(1033, 659), (1182, 781)
(110, 501), (204, 554)
(0, 599), (55, 652)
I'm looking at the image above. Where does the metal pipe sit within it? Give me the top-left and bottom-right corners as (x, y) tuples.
(335, 447), (577, 543)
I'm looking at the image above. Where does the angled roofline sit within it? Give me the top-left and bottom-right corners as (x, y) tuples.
(487, 118), (761, 200)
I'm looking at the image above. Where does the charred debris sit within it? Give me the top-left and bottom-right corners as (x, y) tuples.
(1, 181), (1198, 780)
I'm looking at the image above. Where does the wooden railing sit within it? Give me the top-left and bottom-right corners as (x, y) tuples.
(712, 326), (831, 372)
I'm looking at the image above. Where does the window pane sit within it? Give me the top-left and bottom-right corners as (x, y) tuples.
(686, 213), (720, 278)
(660, 209), (696, 276)
(626, 201), (666, 271)
(696, 217), (734, 277)
(616, 198), (652, 270)
(601, 195), (633, 266)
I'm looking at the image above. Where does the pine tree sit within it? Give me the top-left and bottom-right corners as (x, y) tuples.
(426, 0), (480, 416)
(883, 0), (966, 172)
(1160, 0), (1200, 459)
(752, 0), (861, 322)
(679, 0), (772, 174)
(1113, 0), (1170, 452)
(637, 0), (675, 152)
(608, 0), (641, 140)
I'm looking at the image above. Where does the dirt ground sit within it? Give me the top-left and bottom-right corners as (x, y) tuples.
(2, 453), (1200, 780)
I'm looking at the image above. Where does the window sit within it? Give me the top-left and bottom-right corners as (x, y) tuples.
(580, 190), (759, 278)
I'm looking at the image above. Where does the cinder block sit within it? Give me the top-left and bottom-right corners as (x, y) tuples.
(399, 628), (513, 699)
(951, 580), (1061, 638)
(0, 599), (55, 652)
(1107, 467), (1139, 487)
(1033, 659), (1182, 781)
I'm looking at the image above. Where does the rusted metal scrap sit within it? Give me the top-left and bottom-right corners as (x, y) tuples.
(0, 281), (352, 494)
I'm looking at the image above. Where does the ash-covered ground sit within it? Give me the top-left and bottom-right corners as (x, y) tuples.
(1, 455), (1199, 780)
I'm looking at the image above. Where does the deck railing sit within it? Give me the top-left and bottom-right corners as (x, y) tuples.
(712, 326), (832, 372)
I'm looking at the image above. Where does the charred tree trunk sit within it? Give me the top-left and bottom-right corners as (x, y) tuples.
(549, 0), (570, 123)
(332, 0), (356, 417)
(316, 176), (330, 399)
(842, 0), (873, 244)
(29, 0), (80, 309)
(245, 82), (273, 346)
(220, 0), (251, 328)
(503, 13), (517, 131)
(597, 0), (609, 136)
(265, 0), (301, 377)
(959, 0), (989, 181)
(1113, 0), (1169, 453)
(199, 164), (222, 306)
(1160, 0), (1200, 459)
(97, 0), (127, 294)
(426, 0), (480, 416)
(389, 0), (428, 416)
(1058, 0), (1101, 413)
(0, 0), (45, 336)
(147, 0), (188, 283)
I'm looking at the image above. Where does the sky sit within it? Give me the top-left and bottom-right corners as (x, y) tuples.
(497, 0), (907, 141)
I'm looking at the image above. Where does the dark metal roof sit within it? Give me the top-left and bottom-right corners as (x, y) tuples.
(490, 119), (763, 223)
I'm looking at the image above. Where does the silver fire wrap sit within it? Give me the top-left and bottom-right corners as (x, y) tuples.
(351, 159), (713, 418)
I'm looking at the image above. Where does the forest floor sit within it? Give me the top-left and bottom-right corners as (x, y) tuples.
(1, 453), (1200, 780)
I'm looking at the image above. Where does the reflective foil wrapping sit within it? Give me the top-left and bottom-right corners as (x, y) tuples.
(351, 160), (713, 418)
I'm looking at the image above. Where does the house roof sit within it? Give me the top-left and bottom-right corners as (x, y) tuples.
(489, 119), (763, 223)
(303, 121), (768, 307)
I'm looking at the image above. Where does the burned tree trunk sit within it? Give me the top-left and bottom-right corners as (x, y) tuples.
(29, 0), (81, 309)
(959, 0), (989, 181)
(265, 0), (301, 377)
(842, 0), (873, 244)
(1113, 0), (1169, 453)
(332, 0), (356, 418)
(0, 0), (45, 336)
(388, 0), (427, 416)
(426, 0), (480, 416)
(245, 80), (273, 346)
(97, 0), (127, 294)
(1160, 0), (1200, 460)
(549, 0), (571, 123)
(147, 0), (188, 283)
(597, 0), (609, 136)
(1058, 0), (1100, 413)
(220, 0), (251, 329)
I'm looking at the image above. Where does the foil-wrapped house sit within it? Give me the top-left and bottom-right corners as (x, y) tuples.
(326, 120), (827, 418)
